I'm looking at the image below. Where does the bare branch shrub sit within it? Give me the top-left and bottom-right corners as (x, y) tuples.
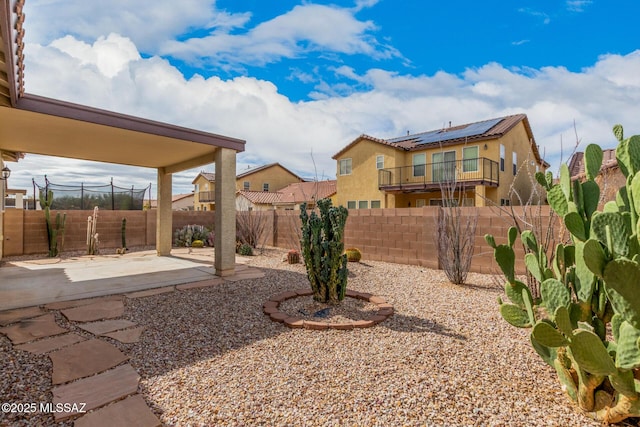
(236, 211), (268, 251)
(435, 170), (478, 285)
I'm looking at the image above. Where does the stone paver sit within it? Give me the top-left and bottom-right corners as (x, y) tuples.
(52, 364), (140, 421)
(73, 394), (161, 427)
(102, 327), (145, 343)
(50, 339), (129, 385)
(176, 277), (224, 290)
(14, 333), (86, 355)
(44, 295), (122, 311)
(0, 306), (45, 326)
(61, 300), (125, 322)
(78, 319), (137, 335)
(0, 314), (67, 344)
(125, 286), (174, 299)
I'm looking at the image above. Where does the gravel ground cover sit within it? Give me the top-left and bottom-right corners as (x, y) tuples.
(0, 247), (613, 426)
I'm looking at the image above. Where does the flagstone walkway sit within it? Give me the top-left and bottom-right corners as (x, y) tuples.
(0, 264), (265, 426)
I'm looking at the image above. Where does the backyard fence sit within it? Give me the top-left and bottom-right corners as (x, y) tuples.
(2, 206), (560, 275)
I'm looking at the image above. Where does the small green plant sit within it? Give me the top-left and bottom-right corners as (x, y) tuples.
(191, 240), (204, 248)
(345, 247), (362, 262)
(39, 190), (66, 257)
(238, 243), (253, 256)
(121, 217), (127, 251)
(486, 125), (640, 424)
(300, 198), (349, 304)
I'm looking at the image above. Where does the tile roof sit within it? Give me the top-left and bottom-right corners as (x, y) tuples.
(237, 180), (337, 206)
(332, 114), (548, 167)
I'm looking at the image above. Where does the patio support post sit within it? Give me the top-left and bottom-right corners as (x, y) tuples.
(214, 148), (236, 276)
(156, 167), (172, 256)
(474, 185), (486, 207)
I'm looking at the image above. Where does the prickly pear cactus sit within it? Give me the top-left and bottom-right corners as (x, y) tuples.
(300, 198), (349, 304)
(486, 126), (640, 424)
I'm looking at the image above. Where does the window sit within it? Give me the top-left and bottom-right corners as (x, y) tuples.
(416, 199), (426, 207)
(501, 198), (510, 206)
(376, 155), (384, 169)
(339, 158), (352, 175)
(203, 206), (207, 211)
(371, 200), (381, 208)
(432, 151), (455, 182)
(195, 184), (199, 193)
(243, 181), (250, 191)
(462, 146), (479, 172)
(263, 183), (269, 192)
(413, 153), (426, 177)
(513, 152), (517, 175)
(347, 201), (356, 209)
(500, 144), (505, 172)
(358, 200), (369, 209)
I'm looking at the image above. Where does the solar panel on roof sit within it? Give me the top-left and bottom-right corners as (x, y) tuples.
(412, 117), (504, 145)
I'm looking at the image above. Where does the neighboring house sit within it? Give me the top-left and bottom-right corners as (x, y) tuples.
(332, 114), (549, 208)
(192, 163), (303, 211)
(568, 148), (623, 204)
(145, 193), (195, 210)
(236, 180), (337, 211)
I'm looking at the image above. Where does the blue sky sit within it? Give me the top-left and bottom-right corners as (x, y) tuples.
(8, 0), (640, 195)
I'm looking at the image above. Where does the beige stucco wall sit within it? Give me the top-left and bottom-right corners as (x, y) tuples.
(236, 165), (301, 192)
(334, 140), (400, 209)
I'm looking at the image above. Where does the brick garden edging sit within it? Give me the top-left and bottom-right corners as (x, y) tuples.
(263, 289), (394, 330)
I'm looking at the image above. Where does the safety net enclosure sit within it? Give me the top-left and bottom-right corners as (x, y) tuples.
(34, 176), (151, 210)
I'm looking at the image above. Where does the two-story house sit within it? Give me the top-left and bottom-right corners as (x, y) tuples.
(192, 163), (303, 211)
(332, 114), (548, 208)
(236, 180), (337, 211)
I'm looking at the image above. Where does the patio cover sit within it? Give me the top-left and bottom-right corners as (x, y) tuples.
(0, 0), (244, 276)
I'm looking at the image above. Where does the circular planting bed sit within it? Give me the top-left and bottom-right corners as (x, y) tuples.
(263, 289), (394, 330)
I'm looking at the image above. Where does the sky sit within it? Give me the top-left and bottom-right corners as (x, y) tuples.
(6, 0), (640, 196)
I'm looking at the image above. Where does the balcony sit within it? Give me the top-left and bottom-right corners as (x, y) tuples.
(378, 157), (499, 193)
(198, 191), (215, 202)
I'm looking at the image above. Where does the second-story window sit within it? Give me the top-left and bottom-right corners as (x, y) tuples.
(339, 158), (352, 175)
(263, 183), (269, 192)
(513, 152), (517, 175)
(243, 181), (250, 191)
(195, 184), (199, 193)
(500, 144), (505, 172)
(376, 155), (384, 169)
(462, 146), (478, 172)
(413, 153), (426, 177)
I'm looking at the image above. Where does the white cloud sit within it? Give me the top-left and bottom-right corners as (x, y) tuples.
(566, 1), (593, 12)
(518, 8), (551, 24)
(10, 34), (640, 195)
(159, 3), (402, 68)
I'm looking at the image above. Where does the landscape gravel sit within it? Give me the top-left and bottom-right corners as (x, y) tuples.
(0, 247), (615, 426)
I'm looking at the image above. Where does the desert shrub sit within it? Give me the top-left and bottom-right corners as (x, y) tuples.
(174, 224), (209, 247)
(191, 240), (204, 248)
(238, 243), (253, 256)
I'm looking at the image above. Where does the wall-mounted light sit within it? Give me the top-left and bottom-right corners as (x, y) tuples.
(483, 144), (488, 150)
(1, 166), (10, 180)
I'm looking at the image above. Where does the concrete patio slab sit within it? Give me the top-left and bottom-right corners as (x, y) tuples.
(0, 313), (67, 344)
(73, 394), (161, 427)
(49, 339), (129, 385)
(52, 364), (140, 421)
(14, 333), (86, 354)
(102, 326), (145, 343)
(61, 300), (125, 322)
(78, 319), (137, 335)
(0, 306), (45, 326)
(0, 253), (218, 311)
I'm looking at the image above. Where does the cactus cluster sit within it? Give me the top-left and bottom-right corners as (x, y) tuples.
(300, 198), (349, 304)
(486, 125), (640, 423)
(39, 190), (66, 257)
(174, 224), (211, 247)
(287, 249), (300, 264)
(86, 207), (99, 255)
